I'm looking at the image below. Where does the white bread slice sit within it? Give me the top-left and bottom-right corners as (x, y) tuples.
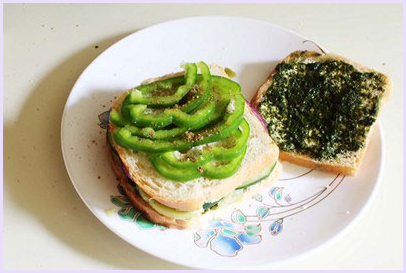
(109, 67), (280, 212)
(111, 149), (282, 229)
(251, 51), (391, 176)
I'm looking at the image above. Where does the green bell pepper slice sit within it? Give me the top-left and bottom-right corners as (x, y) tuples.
(127, 63), (198, 107)
(124, 125), (187, 140)
(111, 74), (236, 136)
(114, 62), (212, 129)
(113, 128), (191, 152)
(110, 109), (129, 127)
(119, 75), (184, 121)
(179, 62), (211, 113)
(128, 105), (172, 128)
(113, 93), (244, 153)
(131, 61), (210, 113)
(135, 76), (184, 95)
(110, 61), (248, 183)
(169, 100), (215, 128)
(121, 100), (225, 140)
(118, 85), (229, 140)
(150, 156), (201, 181)
(150, 146), (247, 182)
(203, 146), (246, 179)
(160, 119), (249, 168)
(127, 100), (216, 130)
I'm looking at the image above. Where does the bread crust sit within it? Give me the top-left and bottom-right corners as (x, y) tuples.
(251, 51), (391, 175)
(108, 70), (280, 211)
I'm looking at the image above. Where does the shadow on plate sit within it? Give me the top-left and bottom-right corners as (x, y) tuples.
(4, 31), (189, 270)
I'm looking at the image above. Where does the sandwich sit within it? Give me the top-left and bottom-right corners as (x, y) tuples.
(251, 51), (391, 176)
(107, 62), (281, 229)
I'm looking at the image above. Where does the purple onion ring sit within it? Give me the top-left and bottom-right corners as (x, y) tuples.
(245, 99), (268, 131)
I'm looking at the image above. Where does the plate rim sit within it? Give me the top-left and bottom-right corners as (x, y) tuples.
(60, 15), (384, 269)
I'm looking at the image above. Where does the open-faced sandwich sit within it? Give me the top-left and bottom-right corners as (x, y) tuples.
(107, 62), (281, 229)
(251, 51), (391, 176)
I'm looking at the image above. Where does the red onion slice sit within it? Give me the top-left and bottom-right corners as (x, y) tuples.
(245, 99), (268, 131)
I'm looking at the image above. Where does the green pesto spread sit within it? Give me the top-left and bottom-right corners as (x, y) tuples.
(258, 59), (385, 160)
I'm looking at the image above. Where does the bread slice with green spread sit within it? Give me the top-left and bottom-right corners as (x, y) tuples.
(108, 64), (281, 229)
(251, 51), (391, 176)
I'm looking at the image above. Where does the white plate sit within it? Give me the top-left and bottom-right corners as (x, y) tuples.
(61, 16), (384, 269)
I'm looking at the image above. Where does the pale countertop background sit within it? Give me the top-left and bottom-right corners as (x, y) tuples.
(3, 3), (403, 270)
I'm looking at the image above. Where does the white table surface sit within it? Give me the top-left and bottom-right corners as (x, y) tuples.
(4, 3), (403, 270)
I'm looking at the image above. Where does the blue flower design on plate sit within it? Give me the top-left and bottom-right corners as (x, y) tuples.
(270, 219), (283, 235)
(193, 212), (262, 257)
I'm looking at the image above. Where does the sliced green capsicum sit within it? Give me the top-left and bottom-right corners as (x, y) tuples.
(110, 61), (248, 183)
(121, 100), (226, 140)
(127, 100), (216, 130)
(127, 63), (198, 107)
(150, 146), (247, 182)
(115, 78), (231, 140)
(110, 109), (129, 127)
(160, 119), (249, 168)
(113, 93), (244, 153)
(113, 62), (212, 129)
(179, 62), (211, 113)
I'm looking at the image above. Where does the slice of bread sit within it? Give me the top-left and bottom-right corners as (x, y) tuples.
(108, 67), (280, 214)
(251, 51), (391, 176)
(110, 149), (282, 229)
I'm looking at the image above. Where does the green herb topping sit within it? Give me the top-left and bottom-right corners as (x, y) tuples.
(258, 60), (385, 160)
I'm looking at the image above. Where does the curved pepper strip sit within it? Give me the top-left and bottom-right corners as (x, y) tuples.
(150, 146), (247, 182)
(128, 100), (216, 130)
(111, 74), (232, 134)
(119, 76), (184, 121)
(127, 63), (198, 107)
(125, 125), (187, 140)
(114, 62), (211, 129)
(113, 92), (244, 153)
(113, 75), (237, 140)
(190, 92), (245, 145)
(128, 105), (172, 129)
(203, 146), (247, 179)
(169, 100), (215, 128)
(136, 76), (184, 95)
(179, 62), (212, 112)
(125, 62), (212, 129)
(133, 67), (209, 114)
(160, 119), (249, 168)
(114, 128), (190, 152)
(122, 100), (226, 140)
(110, 109), (129, 127)
(110, 63), (248, 182)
